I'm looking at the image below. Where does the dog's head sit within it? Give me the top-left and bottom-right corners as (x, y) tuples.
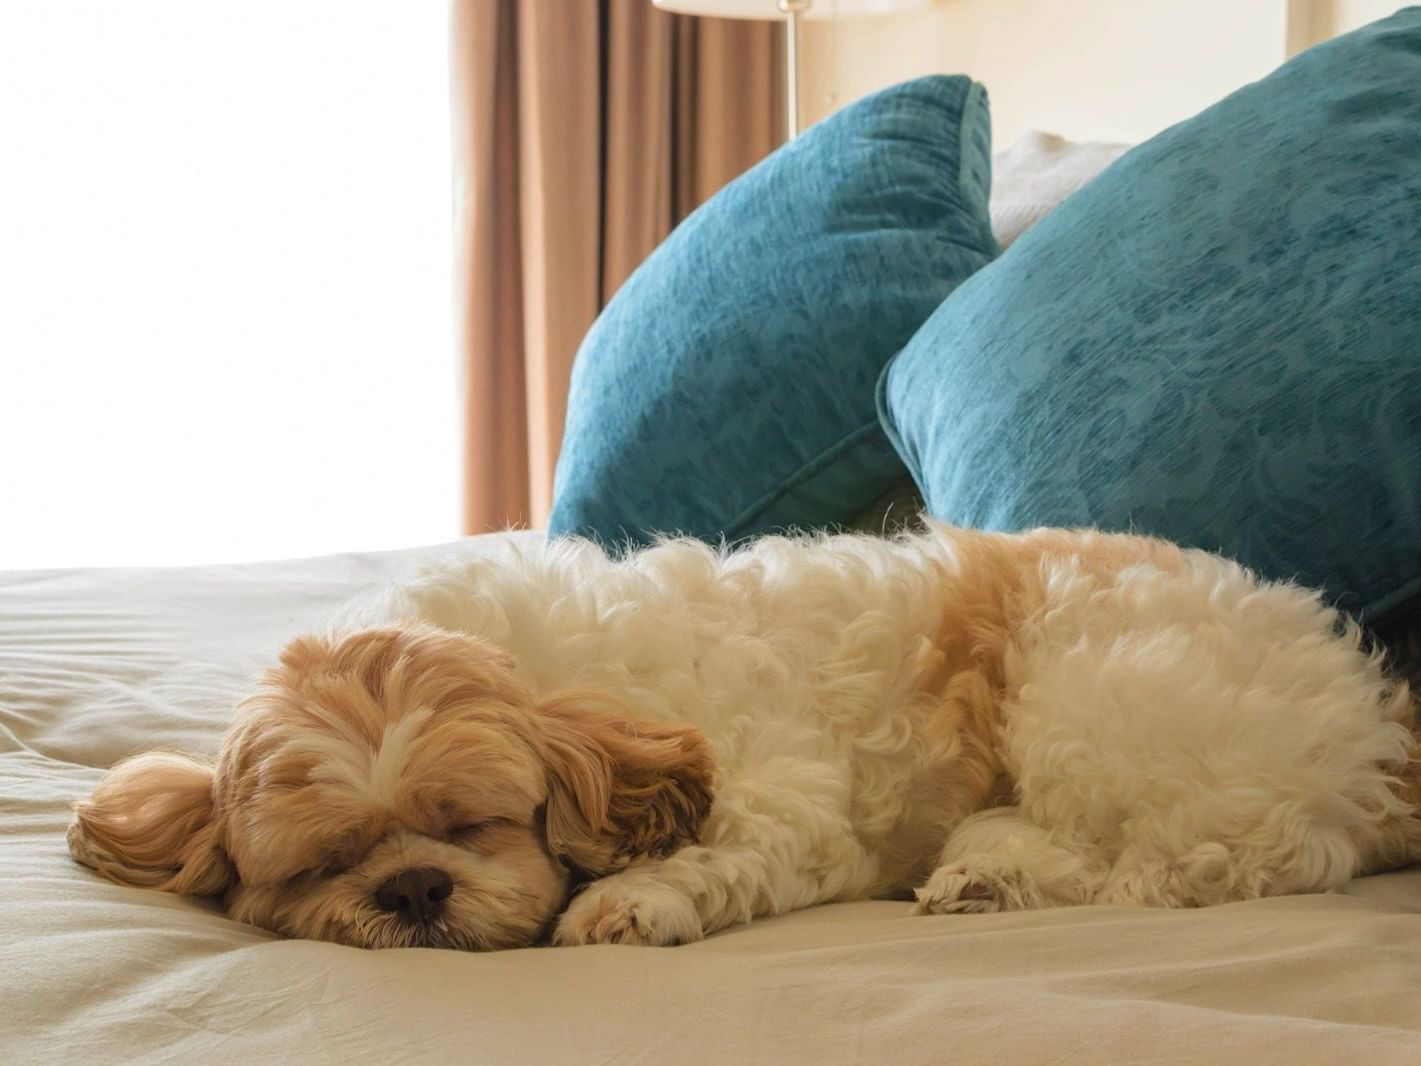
(68, 625), (715, 950)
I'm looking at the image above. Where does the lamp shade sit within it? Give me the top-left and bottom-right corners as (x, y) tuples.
(652, 0), (930, 19)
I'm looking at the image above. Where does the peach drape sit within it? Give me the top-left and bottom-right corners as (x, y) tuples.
(450, 0), (783, 534)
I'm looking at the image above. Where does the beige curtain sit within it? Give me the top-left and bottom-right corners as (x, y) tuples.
(450, 0), (783, 534)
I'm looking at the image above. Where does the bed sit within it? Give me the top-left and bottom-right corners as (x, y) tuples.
(9, 3), (1421, 1059)
(4, 531), (1421, 1064)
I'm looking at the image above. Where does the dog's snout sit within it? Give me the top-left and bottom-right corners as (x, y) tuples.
(373, 867), (453, 923)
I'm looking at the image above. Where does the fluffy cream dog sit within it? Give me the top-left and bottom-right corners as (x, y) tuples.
(69, 524), (1421, 950)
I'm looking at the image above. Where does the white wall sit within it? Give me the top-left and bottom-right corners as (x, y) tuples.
(801, 0), (1405, 146)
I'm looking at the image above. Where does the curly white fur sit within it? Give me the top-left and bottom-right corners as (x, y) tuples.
(335, 524), (1421, 945)
(70, 524), (1421, 949)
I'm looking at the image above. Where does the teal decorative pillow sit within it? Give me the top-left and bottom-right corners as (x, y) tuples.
(549, 75), (995, 548)
(879, 11), (1421, 621)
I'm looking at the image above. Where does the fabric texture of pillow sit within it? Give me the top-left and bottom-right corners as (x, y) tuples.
(880, 11), (1421, 621)
(549, 75), (996, 549)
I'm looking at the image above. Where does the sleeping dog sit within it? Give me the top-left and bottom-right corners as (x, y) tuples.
(69, 524), (1421, 949)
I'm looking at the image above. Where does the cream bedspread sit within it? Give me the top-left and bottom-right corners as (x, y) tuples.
(4, 532), (1421, 1064)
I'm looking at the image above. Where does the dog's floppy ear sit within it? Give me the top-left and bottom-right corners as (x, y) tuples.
(537, 692), (715, 876)
(68, 752), (234, 896)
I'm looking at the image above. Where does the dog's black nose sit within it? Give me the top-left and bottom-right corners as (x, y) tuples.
(373, 867), (453, 923)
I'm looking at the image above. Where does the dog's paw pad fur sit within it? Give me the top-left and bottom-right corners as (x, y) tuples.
(912, 865), (1042, 915)
(552, 881), (703, 947)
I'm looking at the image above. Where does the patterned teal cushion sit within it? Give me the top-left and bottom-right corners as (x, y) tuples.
(549, 76), (995, 548)
(879, 12), (1421, 621)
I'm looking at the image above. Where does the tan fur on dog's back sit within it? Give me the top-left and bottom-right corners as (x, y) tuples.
(921, 522), (1421, 898)
(913, 523), (1192, 825)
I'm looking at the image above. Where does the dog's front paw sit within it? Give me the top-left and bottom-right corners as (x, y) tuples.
(552, 879), (703, 947)
(912, 864), (1043, 916)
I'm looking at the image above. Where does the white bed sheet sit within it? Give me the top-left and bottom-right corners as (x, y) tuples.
(4, 532), (1421, 1064)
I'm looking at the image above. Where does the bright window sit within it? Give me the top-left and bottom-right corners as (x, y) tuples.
(0, 2), (457, 568)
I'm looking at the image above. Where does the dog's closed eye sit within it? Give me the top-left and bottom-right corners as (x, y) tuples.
(446, 818), (516, 842)
(314, 826), (382, 877)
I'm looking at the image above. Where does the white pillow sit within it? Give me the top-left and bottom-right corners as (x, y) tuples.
(990, 131), (1131, 249)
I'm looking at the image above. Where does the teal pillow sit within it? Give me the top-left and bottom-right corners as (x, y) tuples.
(880, 12), (1421, 621)
(549, 75), (995, 548)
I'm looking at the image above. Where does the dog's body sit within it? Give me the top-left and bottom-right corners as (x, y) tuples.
(70, 525), (1421, 949)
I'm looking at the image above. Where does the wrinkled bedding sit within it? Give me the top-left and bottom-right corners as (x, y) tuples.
(4, 532), (1421, 1064)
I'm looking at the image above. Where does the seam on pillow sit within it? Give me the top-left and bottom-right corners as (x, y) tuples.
(958, 80), (993, 248)
(724, 420), (891, 538)
(1361, 570), (1421, 625)
(957, 80), (983, 196)
(874, 353), (917, 484)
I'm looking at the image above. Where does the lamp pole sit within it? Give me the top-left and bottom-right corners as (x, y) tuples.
(778, 0), (811, 139)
